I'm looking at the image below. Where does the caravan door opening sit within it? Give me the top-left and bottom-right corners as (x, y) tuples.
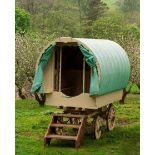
(54, 45), (90, 97)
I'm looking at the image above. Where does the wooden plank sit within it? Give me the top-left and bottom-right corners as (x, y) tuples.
(46, 92), (97, 109)
(50, 123), (80, 129)
(75, 116), (87, 148)
(55, 37), (75, 43)
(43, 54), (53, 93)
(59, 46), (62, 92)
(46, 134), (77, 141)
(46, 90), (123, 109)
(51, 53), (55, 91)
(83, 58), (85, 93)
(56, 48), (60, 90)
(96, 90), (123, 108)
(52, 113), (86, 118)
(44, 120), (53, 138)
(56, 42), (77, 47)
(55, 50), (59, 91)
(44, 118), (54, 146)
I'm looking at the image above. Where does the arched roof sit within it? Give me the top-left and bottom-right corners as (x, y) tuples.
(74, 38), (130, 95)
(32, 37), (130, 96)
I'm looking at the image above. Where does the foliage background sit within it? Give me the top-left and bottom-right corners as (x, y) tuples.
(15, 1), (140, 154)
(15, 0), (140, 102)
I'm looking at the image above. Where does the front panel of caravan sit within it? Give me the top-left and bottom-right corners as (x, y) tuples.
(45, 90), (123, 109)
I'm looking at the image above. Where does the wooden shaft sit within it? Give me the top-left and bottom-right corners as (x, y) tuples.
(59, 46), (62, 92)
(83, 58), (85, 93)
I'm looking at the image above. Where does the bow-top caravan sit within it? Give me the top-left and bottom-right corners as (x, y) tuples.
(32, 37), (130, 148)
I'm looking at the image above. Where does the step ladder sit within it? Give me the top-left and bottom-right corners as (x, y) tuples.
(44, 113), (87, 148)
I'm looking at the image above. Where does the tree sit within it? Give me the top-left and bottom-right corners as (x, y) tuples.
(77, 0), (108, 21)
(15, 6), (30, 33)
(16, 0), (82, 37)
(115, 0), (140, 25)
(119, 39), (140, 103)
(86, 0), (108, 21)
(90, 16), (140, 103)
(15, 0), (140, 104)
(15, 33), (57, 105)
(117, 24), (140, 103)
(90, 16), (124, 39)
(77, 0), (108, 36)
(120, 0), (140, 13)
(16, 0), (54, 14)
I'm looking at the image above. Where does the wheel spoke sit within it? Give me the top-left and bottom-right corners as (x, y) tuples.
(107, 104), (115, 131)
(93, 116), (103, 139)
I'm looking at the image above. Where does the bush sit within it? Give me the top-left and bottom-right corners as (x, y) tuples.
(90, 16), (124, 40)
(15, 7), (31, 33)
(15, 32), (57, 100)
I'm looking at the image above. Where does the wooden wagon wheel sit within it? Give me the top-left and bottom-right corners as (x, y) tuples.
(106, 104), (116, 131)
(55, 116), (64, 135)
(70, 118), (80, 125)
(93, 116), (102, 139)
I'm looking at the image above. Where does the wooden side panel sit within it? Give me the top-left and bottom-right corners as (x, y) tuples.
(46, 92), (97, 109)
(45, 90), (123, 109)
(55, 37), (76, 43)
(96, 90), (123, 108)
(43, 55), (54, 93)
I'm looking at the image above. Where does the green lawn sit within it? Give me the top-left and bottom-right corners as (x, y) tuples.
(16, 94), (140, 155)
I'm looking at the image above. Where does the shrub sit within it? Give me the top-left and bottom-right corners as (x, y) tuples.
(15, 7), (31, 33)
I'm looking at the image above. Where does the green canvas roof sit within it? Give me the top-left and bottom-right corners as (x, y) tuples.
(76, 38), (130, 95)
(31, 38), (130, 96)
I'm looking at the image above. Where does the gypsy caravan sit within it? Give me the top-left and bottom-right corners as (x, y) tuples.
(32, 37), (130, 148)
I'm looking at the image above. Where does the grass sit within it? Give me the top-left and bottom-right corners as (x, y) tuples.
(16, 94), (140, 155)
(128, 83), (140, 94)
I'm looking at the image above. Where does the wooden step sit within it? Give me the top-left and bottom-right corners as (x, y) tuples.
(52, 114), (86, 118)
(44, 113), (88, 148)
(46, 134), (77, 141)
(50, 123), (80, 129)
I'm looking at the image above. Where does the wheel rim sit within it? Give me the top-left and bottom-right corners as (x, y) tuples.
(107, 105), (115, 131)
(94, 116), (102, 139)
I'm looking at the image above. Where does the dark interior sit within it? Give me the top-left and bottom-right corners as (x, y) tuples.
(54, 45), (90, 96)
